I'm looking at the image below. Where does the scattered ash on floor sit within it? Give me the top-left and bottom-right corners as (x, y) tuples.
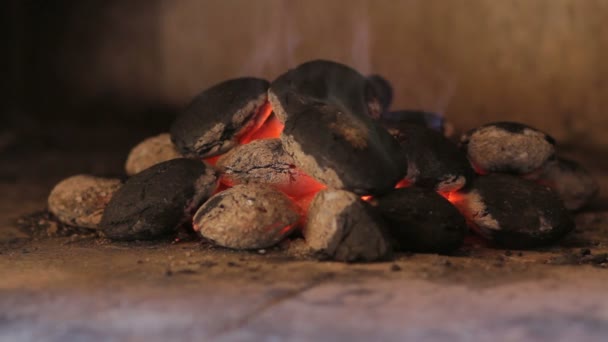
(16, 210), (98, 239)
(547, 248), (608, 268)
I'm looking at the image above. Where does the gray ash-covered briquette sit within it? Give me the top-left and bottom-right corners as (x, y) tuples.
(280, 99), (407, 195)
(48, 175), (122, 229)
(450, 174), (575, 249)
(100, 158), (218, 241)
(372, 187), (467, 253)
(381, 110), (446, 135)
(460, 122), (556, 175)
(125, 133), (183, 176)
(170, 77), (269, 158)
(303, 189), (392, 262)
(269, 60), (382, 122)
(367, 74), (393, 113)
(216, 138), (295, 186)
(538, 157), (599, 211)
(193, 184), (300, 250)
(387, 123), (474, 192)
(215, 138), (323, 197)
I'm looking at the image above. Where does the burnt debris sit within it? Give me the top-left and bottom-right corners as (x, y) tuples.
(304, 189), (392, 262)
(100, 159), (218, 241)
(451, 174), (575, 249)
(170, 78), (270, 158)
(460, 122), (556, 175)
(373, 187), (467, 253)
(193, 184), (300, 250)
(388, 124), (474, 192)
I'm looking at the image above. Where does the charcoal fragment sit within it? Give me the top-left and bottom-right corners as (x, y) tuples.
(538, 157), (599, 210)
(367, 74), (393, 113)
(303, 189), (392, 262)
(460, 122), (555, 174)
(390, 124), (474, 192)
(100, 159), (217, 241)
(451, 174), (574, 249)
(170, 78), (269, 158)
(193, 184), (300, 250)
(48, 175), (122, 229)
(373, 187), (467, 253)
(125, 133), (182, 176)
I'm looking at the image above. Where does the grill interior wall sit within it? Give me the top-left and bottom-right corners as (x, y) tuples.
(3, 0), (608, 148)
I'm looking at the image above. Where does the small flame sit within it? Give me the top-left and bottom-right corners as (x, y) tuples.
(395, 178), (412, 189)
(441, 191), (463, 206)
(361, 195), (373, 201)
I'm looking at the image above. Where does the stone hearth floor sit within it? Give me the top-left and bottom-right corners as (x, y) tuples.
(1, 127), (607, 341)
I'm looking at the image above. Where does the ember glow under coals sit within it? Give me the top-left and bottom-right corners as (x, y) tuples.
(46, 59), (599, 262)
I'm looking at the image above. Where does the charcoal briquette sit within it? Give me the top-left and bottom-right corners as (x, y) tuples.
(373, 187), (467, 253)
(193, 184), (300, 250)
(170, 77), (269, 158)
(538, 157), (599, 210)
(450, 174), (574, 249)
(391, 124), (474, 192)
(100, 158), (218, 241)
(460, 122), (555, 174)
(367, 74), (393, 113)
(280, 100), (407, 195)
(215, 138), (318, 196)
(381, 110), (446, 135)
(304, 189), (392, 262)
(125, 133), (183, 176)
(269, 60), (381, 122)
(48, 175), (122, 229)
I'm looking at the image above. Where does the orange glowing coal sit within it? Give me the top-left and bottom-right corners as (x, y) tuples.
(238, 103), (284, 144)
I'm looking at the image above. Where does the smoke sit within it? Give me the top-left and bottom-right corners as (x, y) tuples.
(236, 0), (454, 115)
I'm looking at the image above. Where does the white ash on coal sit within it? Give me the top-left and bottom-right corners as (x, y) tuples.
(48, 175), (122, 229)
(460, 122), (556, 175)
(170, 78), (270, 158)
(387, 124), (474, 192)
(303, 189), (392, 262)
(366, 74), (393, 114)
(193, 184), (300, 250)
(538, 157), (599, 211)
(125, 133), (182, 176)
(372, 187), (467, 253)
(450, 174), (574, 249)
(215, 138), (324, 198)
(381, 110), (447, 135)
(100, 159), (218, 241)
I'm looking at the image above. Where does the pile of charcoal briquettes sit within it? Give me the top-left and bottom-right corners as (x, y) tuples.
(47, 60), (599, 262)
